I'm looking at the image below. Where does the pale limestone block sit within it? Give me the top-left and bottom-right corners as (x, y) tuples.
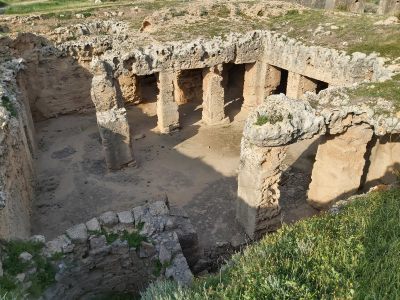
(308, 124), (373, 208)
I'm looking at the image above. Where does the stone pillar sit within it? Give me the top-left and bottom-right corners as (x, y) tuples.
(157, 71), (180, 133)
(118, 71), (141, 105)
(326, 0), (365, 13)
(243, 63), (284, 107)
(202, 65), (228, 125)
(243, 61), (267, 108)
(365, 135), (400, 189)
(378, 0), (400, 15)
(173, 71), (186, 105)
(236, 139), (286, 239)
(286, 72), (318, 100)
(264, 64), (282, 97)
(91, 61), (135, 170)
(307, 124), (373, 209)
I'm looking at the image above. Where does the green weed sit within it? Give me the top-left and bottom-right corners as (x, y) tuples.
(1, 96), (17, 117)
(144, 188), (400, 299)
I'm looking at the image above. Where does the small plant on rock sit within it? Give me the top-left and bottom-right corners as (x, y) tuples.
(255, 112), (284, 126)
(1, 96), (17, 117)
(0, 240), (56, 298)
(121, 230), (147, 248)
(255, 115), (269, 126)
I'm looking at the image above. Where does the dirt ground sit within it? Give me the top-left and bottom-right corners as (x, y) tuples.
(31, 99), (318, 248)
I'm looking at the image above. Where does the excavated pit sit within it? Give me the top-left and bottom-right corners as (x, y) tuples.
(0, 26), (397, 297)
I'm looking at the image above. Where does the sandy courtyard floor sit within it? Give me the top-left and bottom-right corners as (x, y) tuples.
(31, 101), (318, 248)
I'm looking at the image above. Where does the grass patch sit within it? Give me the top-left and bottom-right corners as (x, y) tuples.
(212, 4), (230, 18)
(153, 259), (163, 277)
(2, 241), (43, 276)
(254, 115), (269, 126)
(96, 291), (136, 300)
(255, 112), (284, 126)
(153, 259), (171, 277)
(1, 96), (17, 117)
(143, 188), (400, 299)
(268, 10), (400, 59)
(101, 228), (120, 245)
(100, 225), (147, 247)
(349, 74), (400, 113)
(121, 230), (147, 248)
(4, 0), (84, 14)
(170, 8), (187, 18)
(0, 240), (56, 298)
(2, 0), (132, 15)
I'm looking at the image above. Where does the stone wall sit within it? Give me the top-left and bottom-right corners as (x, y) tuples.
(3, 30), (390, 122)
(4, 33), (94, 122)
(113, 31), (387, 85)
(237, 89), (400, 238)
(1, 199), (197, 299)
(0, 60), (35, 240)
(174, 69), (203, 105)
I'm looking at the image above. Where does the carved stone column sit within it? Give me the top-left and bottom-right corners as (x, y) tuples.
(91, 61), (135, 170)
(236, 94), (324, 238)
(237, 139), (286, 238)
(308, 124), (373, 208)
(243, 61), (267, 108)
(202, 65), (228, 125)
(287, 72), (317, 100)
(157, 71), (180, 133)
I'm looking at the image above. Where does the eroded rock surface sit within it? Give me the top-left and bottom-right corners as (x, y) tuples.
(39, 200), (196, 299)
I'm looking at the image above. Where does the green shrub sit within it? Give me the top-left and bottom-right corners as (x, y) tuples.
(254, 115), (269, 125)
(141, 280), (186, 300)
(101, 228), (119, 244)
(255, 113), (284, 126)
(145, 188), (400, 299)
(121, 230), (147, 248)
(1, 240), (56, 298)
(1, 96), (17, 117)
(349, 74), (400, 112)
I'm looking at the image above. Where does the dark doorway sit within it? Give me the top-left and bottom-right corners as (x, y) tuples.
(273, 68), (288, 95)
(316, 80), (329, 93)
(137, 74), (159, 103)
(223, 63), (245, 121)
(175, 69), (203, 127)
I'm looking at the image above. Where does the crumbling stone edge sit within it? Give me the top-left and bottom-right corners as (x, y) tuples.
(1, 198), (197, 299)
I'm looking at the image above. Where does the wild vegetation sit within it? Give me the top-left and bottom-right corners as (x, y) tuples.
(1, 1), (399, 60)
(255, 112), (284, 126)
(349, 73), (400, 112)
(142, 188), (400, 299)
(0, 240), (56, 299)
(1, 96), (17, 117)
(268, 9), (400, 59)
